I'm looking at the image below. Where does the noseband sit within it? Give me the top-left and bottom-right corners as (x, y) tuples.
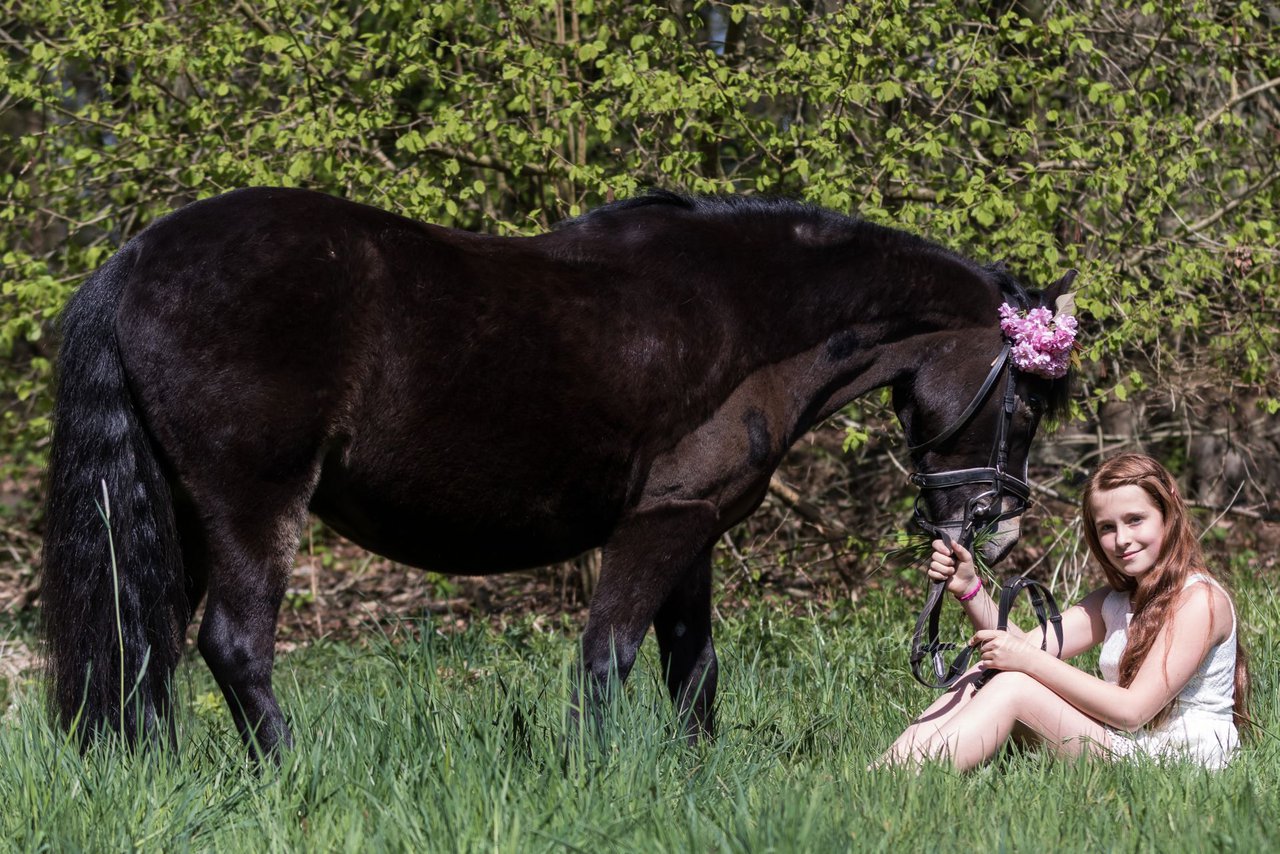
(907, 342), (1035, 688)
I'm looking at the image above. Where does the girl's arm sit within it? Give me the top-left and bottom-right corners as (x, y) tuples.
(929, 539), (1109, 657)
(972, 581), (1233, 731)
(1022, 587), (1110, 660)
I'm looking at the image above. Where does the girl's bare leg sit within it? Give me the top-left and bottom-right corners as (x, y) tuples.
(881, 671), (1115, 771)
(876, 668), (984, 767)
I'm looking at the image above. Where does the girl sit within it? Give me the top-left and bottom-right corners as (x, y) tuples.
(879, 453), (1249, 771)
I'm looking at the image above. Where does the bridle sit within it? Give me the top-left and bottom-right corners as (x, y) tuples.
(908, 342), (1032, 546)
(906, 340), (1037, 688)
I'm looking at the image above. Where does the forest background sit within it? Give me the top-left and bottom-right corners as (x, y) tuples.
(1, 0), (1277, 637)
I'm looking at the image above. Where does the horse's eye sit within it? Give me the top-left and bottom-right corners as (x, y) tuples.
(1026, 393), (1045, 413)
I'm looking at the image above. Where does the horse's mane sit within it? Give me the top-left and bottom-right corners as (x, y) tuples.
(554, 189), (855, 233)
(560, 191), (1074, 420)
(987, 261), (1032, 309)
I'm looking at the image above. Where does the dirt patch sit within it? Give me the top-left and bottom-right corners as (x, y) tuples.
(272, 542), (597, 643)
(0, 638), (36, 681)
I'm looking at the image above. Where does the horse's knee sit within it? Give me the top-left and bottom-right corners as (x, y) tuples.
(691, 634), (718, 679)
(698, 638), (718, 673)
(589, 644), (640, 683)
(579, 623), (644, 687)
(694, 644), (718, 703)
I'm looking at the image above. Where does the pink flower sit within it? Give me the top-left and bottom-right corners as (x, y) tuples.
(999, 302), (1076, 379)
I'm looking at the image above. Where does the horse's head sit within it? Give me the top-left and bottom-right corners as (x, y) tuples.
(896, 270), (1077, 566)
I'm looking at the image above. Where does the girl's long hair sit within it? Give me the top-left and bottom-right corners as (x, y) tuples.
(1080, 453), (1250, 734)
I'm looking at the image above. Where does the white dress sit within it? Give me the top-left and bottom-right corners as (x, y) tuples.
(1099, 573), (1239, 769)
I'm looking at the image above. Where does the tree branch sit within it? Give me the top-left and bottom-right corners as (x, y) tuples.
(767, 475), (853, 538)
(1195, 76), (1280, 136)
(235, 1), (276, 35)
(1182, 166), (1280, 234)
(423, 145), (551, 178)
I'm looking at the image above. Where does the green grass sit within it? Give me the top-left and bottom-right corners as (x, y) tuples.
(1, 580), (1277, 853)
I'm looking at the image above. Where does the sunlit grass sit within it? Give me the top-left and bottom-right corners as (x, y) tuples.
(0, 578), (1276, 852)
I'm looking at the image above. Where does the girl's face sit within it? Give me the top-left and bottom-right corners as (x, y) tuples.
(1090, 485), (1167, 578)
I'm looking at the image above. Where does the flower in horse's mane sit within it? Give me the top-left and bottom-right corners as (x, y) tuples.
(998, 303), (1077, 379)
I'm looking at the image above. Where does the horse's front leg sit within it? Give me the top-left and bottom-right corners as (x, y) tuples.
(653, 546), (717, 742)
(572, 499), (718, 734)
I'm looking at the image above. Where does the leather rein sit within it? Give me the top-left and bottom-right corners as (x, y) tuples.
(905, 342), (1061, 689)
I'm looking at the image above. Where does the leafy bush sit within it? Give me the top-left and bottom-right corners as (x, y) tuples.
(3, 0), (1276, 552)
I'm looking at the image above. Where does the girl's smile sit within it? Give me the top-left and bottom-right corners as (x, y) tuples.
(1089, 484), (1166, 577)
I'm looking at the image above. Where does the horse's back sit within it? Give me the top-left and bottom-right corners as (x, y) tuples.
(111, 189), (748, 571)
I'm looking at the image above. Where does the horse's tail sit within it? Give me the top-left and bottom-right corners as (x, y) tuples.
(42, 242), (186, 743)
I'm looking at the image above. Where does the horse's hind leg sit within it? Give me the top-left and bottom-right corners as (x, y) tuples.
(194, 497), (308, 759)
(653, 548), (717, 741)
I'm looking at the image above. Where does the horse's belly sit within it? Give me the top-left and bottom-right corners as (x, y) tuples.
(308, 463), (620, 575)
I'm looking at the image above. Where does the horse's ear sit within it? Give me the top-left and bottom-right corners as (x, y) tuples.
(1043, 269), (1078, 306)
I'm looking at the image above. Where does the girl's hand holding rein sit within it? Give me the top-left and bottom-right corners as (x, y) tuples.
(928, 538), (979, 598)
(928, 538), (1005, 635)
(930, 538), (1046, 641)
(969, 629), (1050, 674)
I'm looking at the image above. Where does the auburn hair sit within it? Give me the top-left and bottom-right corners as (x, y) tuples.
(1080, 454), (1250, 734)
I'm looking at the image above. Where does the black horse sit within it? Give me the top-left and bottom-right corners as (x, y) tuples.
(41, 188), (1073, 755)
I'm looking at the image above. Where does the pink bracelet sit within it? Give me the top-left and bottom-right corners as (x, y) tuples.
(957, 577), (983, 602)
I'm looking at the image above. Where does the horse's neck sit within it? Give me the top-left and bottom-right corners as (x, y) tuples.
(782, 235), (996, 350)
(765, 243), (999, 429)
